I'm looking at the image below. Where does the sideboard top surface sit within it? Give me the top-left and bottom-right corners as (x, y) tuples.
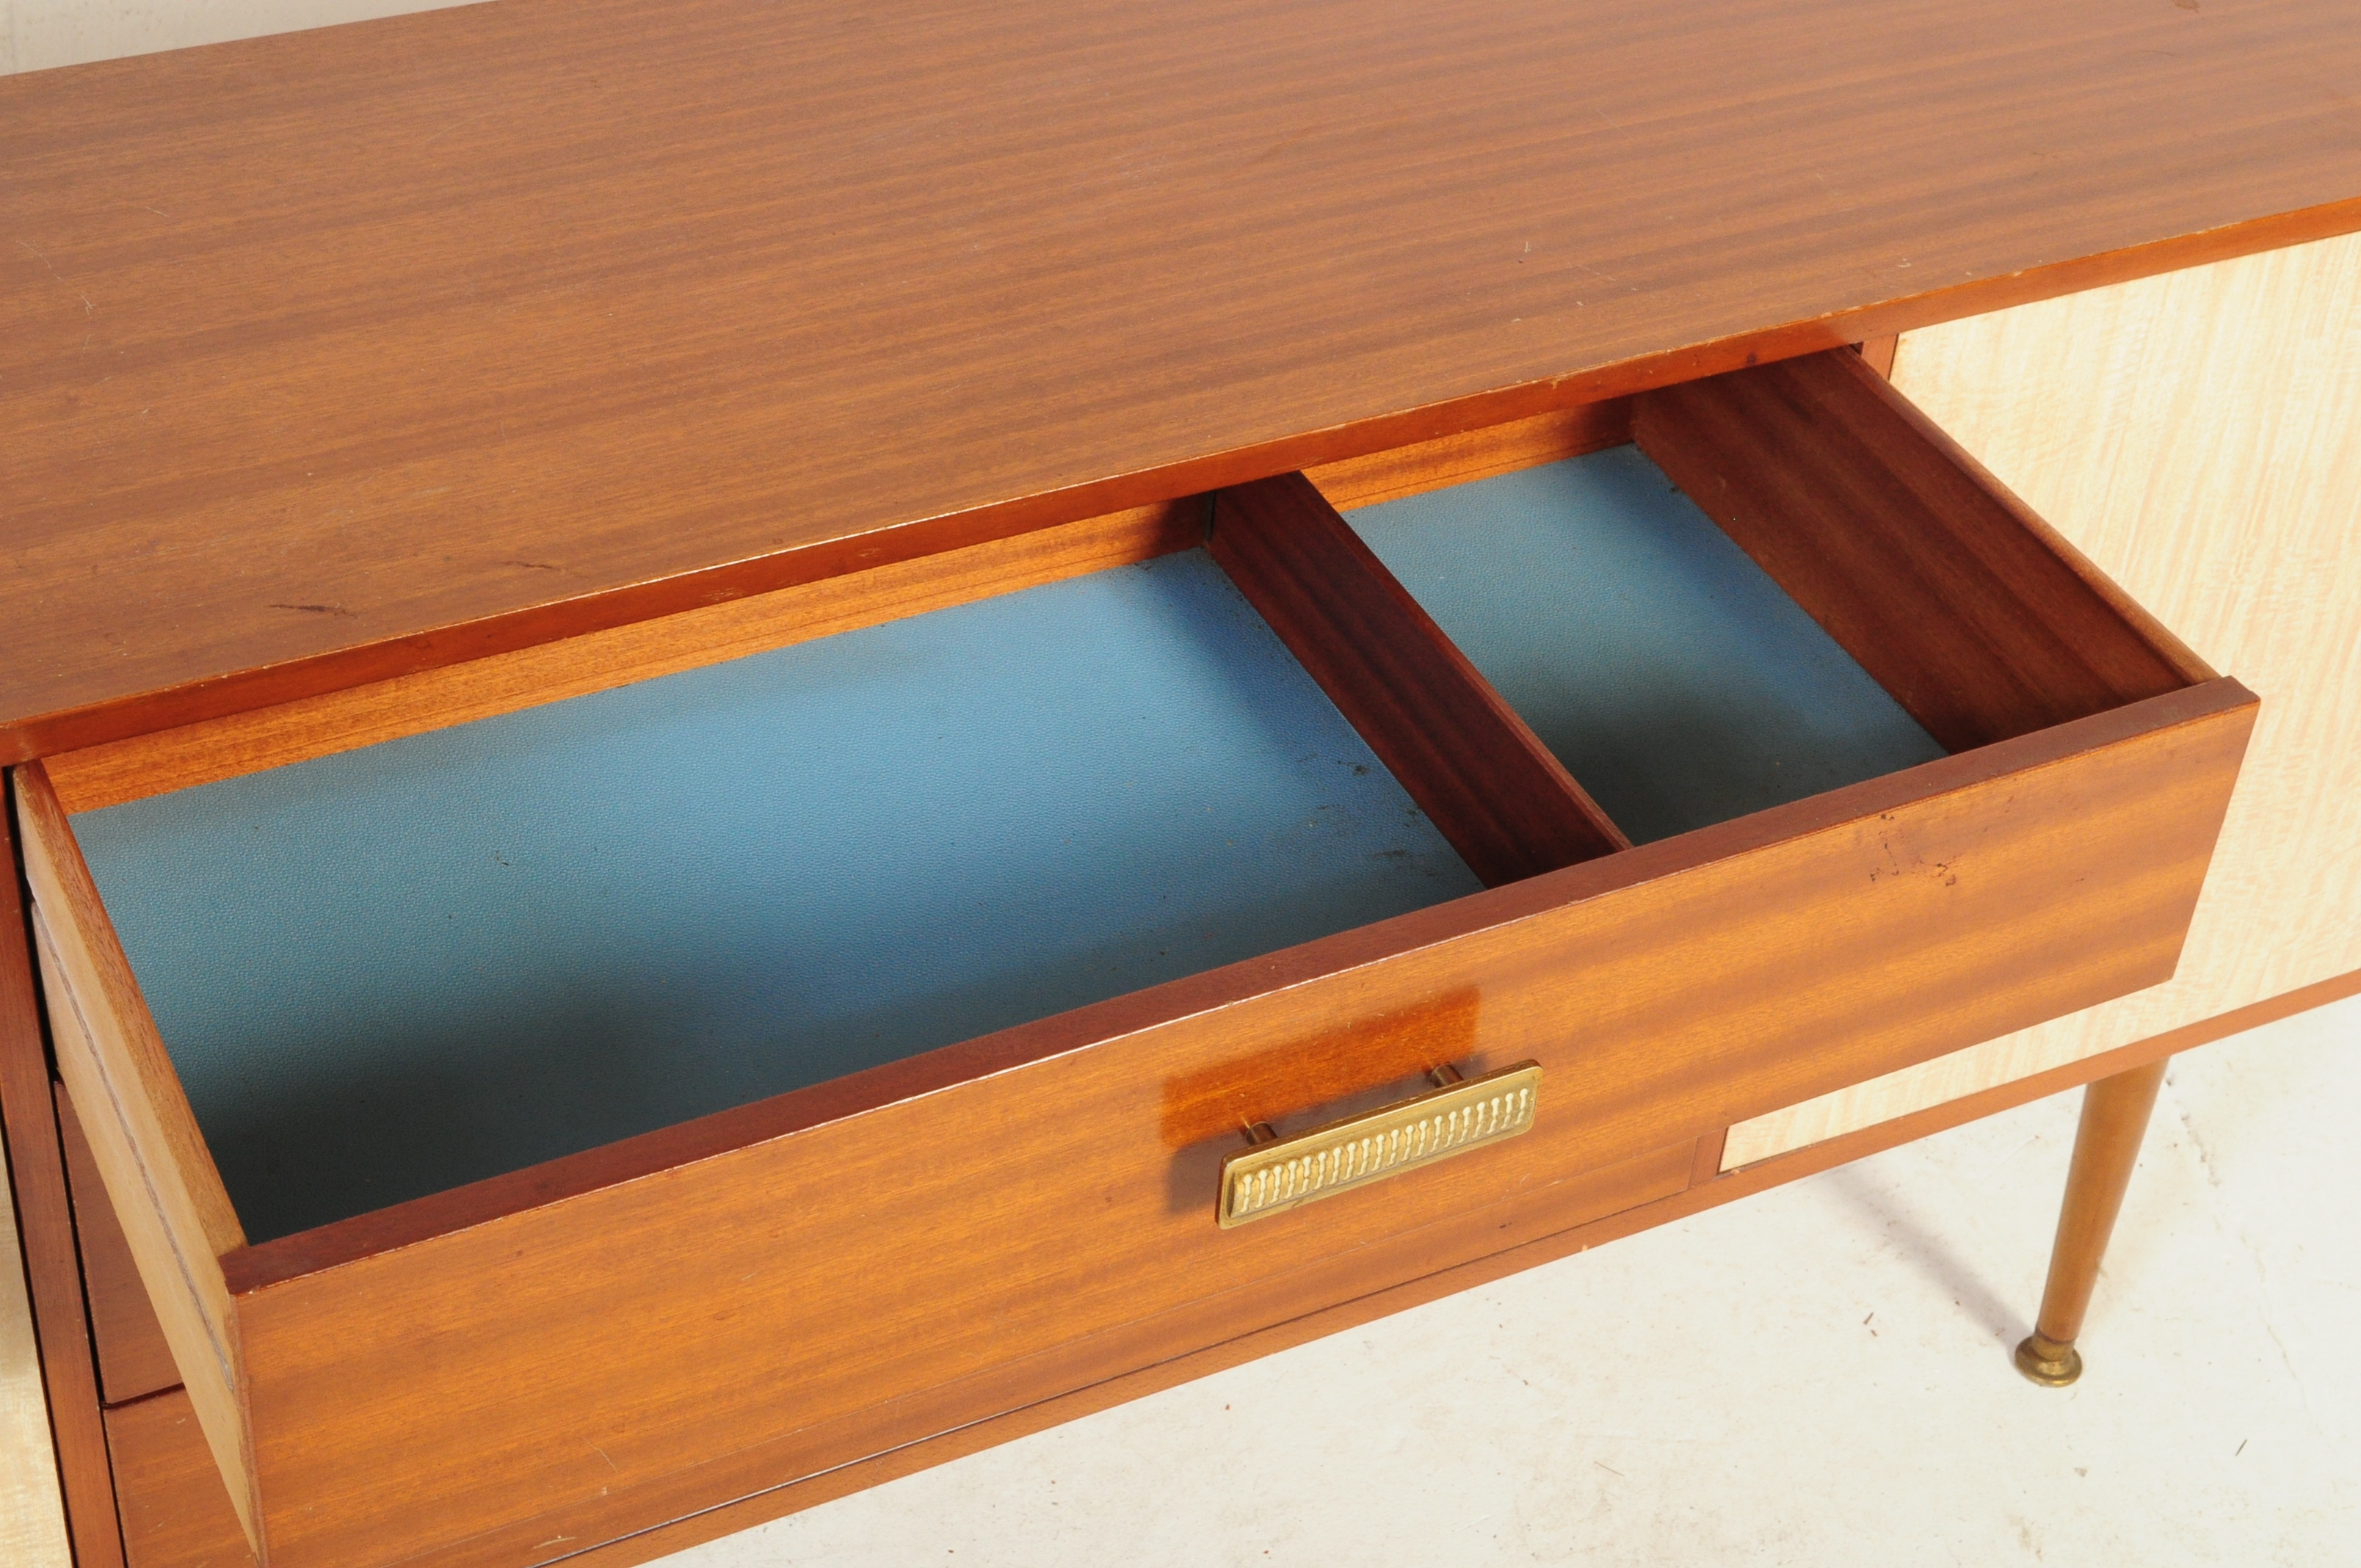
(5, 0), (2358, 754)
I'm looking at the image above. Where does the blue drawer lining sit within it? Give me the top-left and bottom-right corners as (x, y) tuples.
(74, 549), (1480, 1242)
(1346, 444), (1945, 846)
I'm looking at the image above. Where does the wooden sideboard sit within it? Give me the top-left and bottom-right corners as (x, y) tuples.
(4, 3), (2357, 1566)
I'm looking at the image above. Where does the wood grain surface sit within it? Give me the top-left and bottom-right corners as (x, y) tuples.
(105, 1139), (1695, 1568)
(138, 677), (2242, 1568)
(1303, 399), (1632, 511)
(1727, 231), (2361, 1165)
(317, 1140), (1705, 1568)
(1633, 349), (2210, 752)
(5, 0), (2359, 759)
(0, 789), (125, 1568)
(106, 1390), (249, 1568)
(1209, 473), (1628, 883)
(41, 499), (1201, 814)
(15, 766), (261, 1553)
(57, 1087), (181, 1407)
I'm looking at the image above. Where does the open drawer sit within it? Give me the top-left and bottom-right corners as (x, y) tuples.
(18, 349), (2252, 1568)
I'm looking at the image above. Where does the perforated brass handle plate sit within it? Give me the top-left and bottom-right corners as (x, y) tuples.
(1216, 1061), (1542, 1227)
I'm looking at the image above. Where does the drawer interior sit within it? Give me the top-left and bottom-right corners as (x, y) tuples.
(68, 548), (1484, 1241)
(1343, 444), (1947, 844)
(38, 348), (2216, 1256)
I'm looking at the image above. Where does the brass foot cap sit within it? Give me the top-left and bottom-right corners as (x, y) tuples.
(2014, 1332), (2083, 1387)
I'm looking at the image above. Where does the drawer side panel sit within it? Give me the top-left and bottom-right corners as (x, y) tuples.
(1634, 349), (2210, 752)
(14, 766), (261, 1555)
(55, 1086), (181, 1406)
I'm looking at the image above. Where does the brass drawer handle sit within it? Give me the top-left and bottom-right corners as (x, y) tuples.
(1217, 1061), (1542, 1227)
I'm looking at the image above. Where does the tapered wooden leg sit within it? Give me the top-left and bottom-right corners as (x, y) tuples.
(2014, 1056), (2170, 1385)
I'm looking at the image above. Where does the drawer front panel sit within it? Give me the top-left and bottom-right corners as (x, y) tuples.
(99, 1139), (1697, 1568)
(215, 681), (2246, 1568)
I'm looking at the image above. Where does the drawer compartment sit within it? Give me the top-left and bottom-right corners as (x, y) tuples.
(1337, 443), (1949, 845)
(54, 546), (1490, 1246)
(18, 349), (2252, 1568)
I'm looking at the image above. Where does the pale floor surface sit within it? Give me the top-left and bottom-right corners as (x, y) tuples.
(667, 995), (2361, 1568)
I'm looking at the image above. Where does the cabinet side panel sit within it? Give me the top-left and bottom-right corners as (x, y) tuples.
(1729, 231), (2361, 1165)
(233, 684), (2249, 1568)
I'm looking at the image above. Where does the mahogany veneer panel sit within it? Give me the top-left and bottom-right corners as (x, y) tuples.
(1304, 399), (1633, 510)
(109, 1140), (1699, 1568)
(6, 0), (2360, 758)
(0, 1071), (73, 1568)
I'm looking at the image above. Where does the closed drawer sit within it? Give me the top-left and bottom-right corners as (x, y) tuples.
(18, 349), (2252, 1568)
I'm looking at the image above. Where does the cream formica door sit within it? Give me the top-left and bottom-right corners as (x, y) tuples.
(1727, 232), (2361, 1167)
